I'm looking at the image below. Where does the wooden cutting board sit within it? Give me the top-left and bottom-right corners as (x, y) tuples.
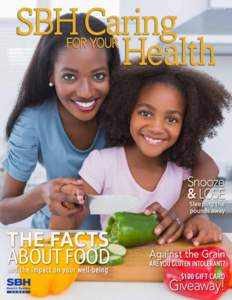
(77, 235), (232, 282)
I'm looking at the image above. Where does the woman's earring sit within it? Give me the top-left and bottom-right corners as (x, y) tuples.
(48, 82), (54, 87)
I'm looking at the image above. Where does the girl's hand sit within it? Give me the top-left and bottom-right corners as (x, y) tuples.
(144, 202), (184, 244)
(60, 182), (85, 208)
(183, 214), (223, 246)
(40, 178), (84, 216)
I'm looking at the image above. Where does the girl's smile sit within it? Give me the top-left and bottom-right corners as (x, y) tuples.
(51, 42), (110, 123)
(143, 135), (167, 146)
(130, 82), (185, 159)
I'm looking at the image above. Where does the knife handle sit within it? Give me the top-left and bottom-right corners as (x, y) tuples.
(83, 194), (90, 209)
(73, 194), (89, 209)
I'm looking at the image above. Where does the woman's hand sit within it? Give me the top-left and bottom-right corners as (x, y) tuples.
(48, 182), (90, 230)
(183, 214), (223, 246)
(40, 178), (85, 216)
(144, 202), (184, 244)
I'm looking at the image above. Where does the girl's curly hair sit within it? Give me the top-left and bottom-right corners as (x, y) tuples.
(101, 61), (232, 168)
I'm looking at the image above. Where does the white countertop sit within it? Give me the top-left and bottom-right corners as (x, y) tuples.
(0, 229), (231, 300)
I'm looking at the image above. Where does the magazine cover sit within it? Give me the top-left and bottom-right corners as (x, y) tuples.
(0, 0), (232, 299)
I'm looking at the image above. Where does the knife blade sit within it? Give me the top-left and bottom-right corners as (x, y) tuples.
(83, 194), (142, 215)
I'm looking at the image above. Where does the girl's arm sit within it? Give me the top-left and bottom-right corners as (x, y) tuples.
(145, 150), (219, 244)
(0, 173), (81, 225)
(49, 179), (98, 230)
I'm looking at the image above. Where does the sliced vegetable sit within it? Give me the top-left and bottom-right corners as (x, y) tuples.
(106, 212), (159, 247)
(108, 243), (127, 257)
(106, 255), (124, 266)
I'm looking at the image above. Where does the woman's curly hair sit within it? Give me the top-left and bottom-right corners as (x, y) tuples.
(101, 60), (232, 168)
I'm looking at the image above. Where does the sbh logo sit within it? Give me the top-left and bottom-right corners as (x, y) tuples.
(7, 278), (31, 286)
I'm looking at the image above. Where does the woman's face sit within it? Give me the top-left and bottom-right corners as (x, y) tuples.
(130, 82), (185, 158)
(51, 42), (110, 123)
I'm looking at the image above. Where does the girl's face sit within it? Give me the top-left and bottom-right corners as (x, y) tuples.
(51, 42), (110, 123)
(130, 82), (185, 158)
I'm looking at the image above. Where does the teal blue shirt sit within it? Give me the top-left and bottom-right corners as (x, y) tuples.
(3, 97), (107, 229)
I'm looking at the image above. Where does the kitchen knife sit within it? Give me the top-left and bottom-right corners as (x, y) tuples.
(84, 194), (142, 215)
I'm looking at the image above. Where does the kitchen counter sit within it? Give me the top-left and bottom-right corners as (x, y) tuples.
(0, 229), (231, 300)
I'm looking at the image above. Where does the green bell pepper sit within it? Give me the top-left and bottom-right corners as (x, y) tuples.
(106, 212), (159, 247)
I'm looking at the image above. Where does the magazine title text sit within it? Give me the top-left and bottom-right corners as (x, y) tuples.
(16, 7), (215, 66)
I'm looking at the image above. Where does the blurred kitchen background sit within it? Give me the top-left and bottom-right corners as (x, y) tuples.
(0, 0), (231, 229)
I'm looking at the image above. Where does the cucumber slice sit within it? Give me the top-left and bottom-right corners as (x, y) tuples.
(87, 250), (98, 264)
(108, 244), (127, 257)
(106, 255), (124, 266)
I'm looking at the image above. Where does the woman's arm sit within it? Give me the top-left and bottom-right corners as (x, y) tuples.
(0, 173), (44, 224)
(0, 173), (81, 225)
(49, 179), (98, 230)
(184, 214), (222, 246)
(145, 150), (219, 244)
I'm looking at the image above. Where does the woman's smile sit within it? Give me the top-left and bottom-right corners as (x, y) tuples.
(71, 98), (100, 112)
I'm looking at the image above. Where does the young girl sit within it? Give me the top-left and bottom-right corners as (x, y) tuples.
(0, 12), (222, 239)
(51, 61), (231, 245)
